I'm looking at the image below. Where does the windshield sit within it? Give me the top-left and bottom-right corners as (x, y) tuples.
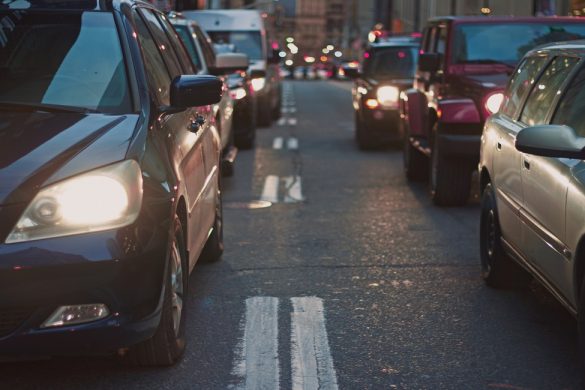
(453, 23), (585, 66)
(363, 47), (418, 79)
(174, 24), (202, 71)
(207, 31), (263, 60)
(0, 11), (131, 114)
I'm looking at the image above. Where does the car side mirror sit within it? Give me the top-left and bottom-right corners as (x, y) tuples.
(515, 125), (585, 159)
(343, 67), (361, 79)
(418, 53), (441, 72)
(210, 53), (249, 75)
(170, 75), (222, 109)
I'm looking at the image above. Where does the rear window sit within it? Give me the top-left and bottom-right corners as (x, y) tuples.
(0, 10), (132, 114)
(363, 47), (418, 79)
(207, 30), (262, 60)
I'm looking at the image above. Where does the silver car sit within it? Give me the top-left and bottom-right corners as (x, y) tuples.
(479, 41), (585, 356)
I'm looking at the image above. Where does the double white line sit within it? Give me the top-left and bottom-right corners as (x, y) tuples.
(261, 175), (304, 204)
(232, 297), (338, 390)
(273, 137), (299, 150)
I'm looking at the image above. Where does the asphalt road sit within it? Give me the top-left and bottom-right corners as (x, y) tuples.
(1, 80), (583, 389)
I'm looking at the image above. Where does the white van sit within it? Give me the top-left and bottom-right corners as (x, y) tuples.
(184, 9), (282, 126)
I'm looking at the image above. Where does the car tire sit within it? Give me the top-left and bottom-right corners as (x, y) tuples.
(257, 104), (272, 127)
(200, 173), (224, 263)
(355, 113), (374, 150)
(128, 216), (188, 366)
(403, 134), (428, 182)
(430, 133), (471, 206)
(480, 183), (529, 288)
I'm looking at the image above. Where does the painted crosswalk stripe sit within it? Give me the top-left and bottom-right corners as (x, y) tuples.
(287, 137), (299, 150)
(284, 175), (304, 203)
(260, 175), (279, 203)
(273, 137), (284, 150)
(291, 297), (338, 390)
(232, 297), (280, 390)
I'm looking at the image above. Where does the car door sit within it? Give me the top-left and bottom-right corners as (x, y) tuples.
(136, 9), (208, 263)
(517, 55), (581, 298)
(491, 55), (549, 248)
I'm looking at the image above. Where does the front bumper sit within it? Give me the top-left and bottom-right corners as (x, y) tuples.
(359, 107), (401, 142)
(0, 220), (169, 357)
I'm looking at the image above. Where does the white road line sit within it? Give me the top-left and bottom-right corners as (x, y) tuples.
(288, 118), (298, 126)
(232, 297), (280, 390)
(284, 175), (304, 203)
(273, 137), (284, 150)
(261, 175), (279, 203)
(291, 297), (338, 390)
(287, 137), (299, 150)
(277, 117), (287, 126)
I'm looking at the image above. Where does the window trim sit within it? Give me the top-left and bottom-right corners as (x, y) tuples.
(549, 58), (585, 127)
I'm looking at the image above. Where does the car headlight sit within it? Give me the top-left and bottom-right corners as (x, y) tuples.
(230, 87), (247, 100)
(376, 86), (400, 108)
(485, 92), (504, 114)
(251, 77), (266, 92)
(6, 160), (143, 243)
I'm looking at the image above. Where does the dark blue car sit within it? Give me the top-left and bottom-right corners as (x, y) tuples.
(0, 0), (230, 365)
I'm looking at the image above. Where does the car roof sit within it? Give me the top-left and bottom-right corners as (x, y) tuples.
(368, 41), (419, 50)
(428, 15), (583, 24)
(526, 39), (585, 56)
(0, 0), (150, 12)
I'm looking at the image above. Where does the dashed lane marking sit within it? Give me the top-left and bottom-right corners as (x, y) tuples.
(288, 118), (297, 126)
(277, 117), (287, 126)
(291, 297), (339, 390)
(287, 137), (299, 150)
(260, 175), (279, 203)
(273, 137), (284, 150)
(231, 297), (280, 390)
(284, 175), (304, 203)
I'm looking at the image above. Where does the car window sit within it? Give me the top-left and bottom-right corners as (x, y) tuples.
(436, 26), (447, 67)
(194, 25), (217, 67)
(139, 9), (182, 78)
(520, 56), (579, 126)
(0, 11), (132, 114)
(501, 56), (548, 119)
(363, 47), (418, 79)
(157, 14), (195, 75)
(552, 64), (585, 137)
(174, 24), (202, 72)
(134, 12), (171, 105)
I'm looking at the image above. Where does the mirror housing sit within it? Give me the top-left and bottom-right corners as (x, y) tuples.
(170, 75), (222, 109)
(515, 125), (585, 159)
(210, 53), (249, 75)
(418, 53), (441, 72)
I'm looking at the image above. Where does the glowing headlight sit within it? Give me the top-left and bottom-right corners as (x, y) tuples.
(6, 160), (143, 243)
(485, 92), (504, 114)
(251, 77), (266, 92)
(376, 86), (400, 107)
(230, 87), (247, 100)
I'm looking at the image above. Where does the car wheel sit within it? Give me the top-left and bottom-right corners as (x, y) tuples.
(480, 183), (529, 288)
(257, 104), (272, 127)
(403, 132), (428, 182)
(128, 215), (187, 366)
(200, 173), (224, 263)
(355, 113), (374, 150)
(430, 132), (471, 206)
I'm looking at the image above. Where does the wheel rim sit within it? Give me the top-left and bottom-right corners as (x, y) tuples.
(170, 240), (184, 337)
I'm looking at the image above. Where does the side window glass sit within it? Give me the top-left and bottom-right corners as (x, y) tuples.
(139, 9), (182, 78)
(157, 14), (195, 74)
(520, 56), (579, 126)
(427, 27), (438, 54)
(436, 26), (447, 67)
(174, 24), (202, 72)
(501, 56), (548, 118)
(552, 65), (585, 137)
(195, 26), (216, 67)
(134, 12), (171, 106)
(421, 27), (431, 53)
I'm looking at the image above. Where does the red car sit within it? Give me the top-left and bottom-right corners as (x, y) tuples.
(401, 17), (585, 206)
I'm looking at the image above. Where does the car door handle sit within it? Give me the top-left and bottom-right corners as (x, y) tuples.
(188, 120), (200, 132)
(496, 142), (502, 151)
(524, 159), (530, 170)
(195, 115), (206, 126)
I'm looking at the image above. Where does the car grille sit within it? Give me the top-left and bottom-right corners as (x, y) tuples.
(0, 308), (31, 338)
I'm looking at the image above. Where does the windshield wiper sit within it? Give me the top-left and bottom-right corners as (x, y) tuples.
(462, 59), (515, 69)
(0, 101), (100, 114)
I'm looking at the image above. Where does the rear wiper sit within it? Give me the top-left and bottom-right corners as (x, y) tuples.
(0, 101), (100, 114)
(463, 59), (515, 69)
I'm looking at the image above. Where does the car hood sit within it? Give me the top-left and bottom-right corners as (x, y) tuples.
(0, 112), (139, 206)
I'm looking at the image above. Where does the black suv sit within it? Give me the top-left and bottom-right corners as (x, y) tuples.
(0, 0), (226, 365)
(346, 39), (419, 150)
